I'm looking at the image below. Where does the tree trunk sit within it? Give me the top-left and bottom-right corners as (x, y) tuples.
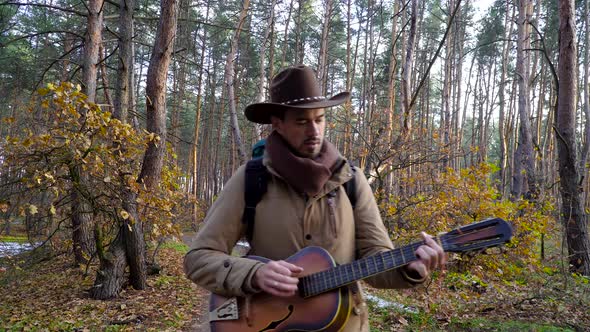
(62, 34), (73, 82)
(512, 0), (537, 199)
(280, 0), (295, 69)
(94, 0), (136, 300)
(170, 0), (190, 161)
(92, 0), (179, 299)
(317, 0), (332, 94)
(224, 0), (250, 165)
(113, 0), (134, 122)
(139, 0), (179, 188)
(91, 225), (127, 300)
(556, 0), (590, 275)
(192, 0), (210, 223)
(254, 0), (276, 139)
(73, 0), (104, 266)
(498, 1), (514, 196)
(400, 0), (417, 139)
(295, 0), (304, 64)
(133, 0), (179, 288)
(441, 0), (455, 168)
(581, 0), (590, 170)
(122, 188), (146, 289)
(451, 2), (465, 171)
(385, 0), (400, 192)
(71, 187), (95, 265)
(82, 0), (103, 103)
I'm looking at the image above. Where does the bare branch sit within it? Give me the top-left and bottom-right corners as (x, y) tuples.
(0, 30), (84, 47)
(1, 1), (87, 16)
(409, 0), (463, 111)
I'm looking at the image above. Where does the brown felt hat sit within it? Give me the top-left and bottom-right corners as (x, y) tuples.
(244, 65), (350, 124)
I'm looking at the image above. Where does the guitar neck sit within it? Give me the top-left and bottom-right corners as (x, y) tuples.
(299, 239), (446, 298)
(298, 217), (512, 298)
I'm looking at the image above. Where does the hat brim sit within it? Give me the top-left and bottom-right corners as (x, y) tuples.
(244, 92), (350, 124)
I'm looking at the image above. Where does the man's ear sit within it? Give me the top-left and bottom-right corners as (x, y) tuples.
(270, 115), (281, 131)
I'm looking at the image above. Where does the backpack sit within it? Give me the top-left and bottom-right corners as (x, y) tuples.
(242, 158), (357, 242)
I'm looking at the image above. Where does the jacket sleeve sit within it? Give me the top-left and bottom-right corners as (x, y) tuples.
(183, 165), (264, 297)
(352, 167), (425, 288)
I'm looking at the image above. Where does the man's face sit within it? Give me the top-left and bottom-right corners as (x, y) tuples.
(272, 108), (326, 158)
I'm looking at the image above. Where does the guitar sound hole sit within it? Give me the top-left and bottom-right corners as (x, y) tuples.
(260, 304), (294, 331)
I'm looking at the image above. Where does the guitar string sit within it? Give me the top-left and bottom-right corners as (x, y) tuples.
(303, 244), (421, 296)
(302, 230), (506, 296)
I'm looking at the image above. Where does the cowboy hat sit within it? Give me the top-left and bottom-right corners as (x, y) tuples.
(244, 65), (350, 124)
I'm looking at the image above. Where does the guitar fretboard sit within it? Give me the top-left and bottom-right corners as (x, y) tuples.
(297, 217), (511, 298)
(299, 239), (446, 298)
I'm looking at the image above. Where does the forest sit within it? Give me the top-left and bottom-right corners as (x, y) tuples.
(0, 0), (589, 330)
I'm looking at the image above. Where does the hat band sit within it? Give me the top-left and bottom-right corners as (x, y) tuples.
(280, 96), (326, 105)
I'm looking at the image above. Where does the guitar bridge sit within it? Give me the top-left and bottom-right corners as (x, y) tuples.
(210, 297), (239, 322)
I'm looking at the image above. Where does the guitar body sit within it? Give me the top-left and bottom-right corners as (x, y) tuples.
(210, 246), (352, 332)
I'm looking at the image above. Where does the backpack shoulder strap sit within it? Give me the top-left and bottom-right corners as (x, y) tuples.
(343, 161), (357, 209)
(242, 158), (268, 242)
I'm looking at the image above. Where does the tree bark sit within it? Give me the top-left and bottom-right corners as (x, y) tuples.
(90, 226), (127, 300)
(224, 0), (250, 165)
(73, 0), (104, 266)
(139, 0), (179, 188)
(82, 0), (103, 103)
(113, 0), (134, 122)
(556, 0), (590, 275)
(400, 0), (417, 139)
(254, 0), (276, 139)
(441, 0), (455, 168)
(498, 1), (514, 196)
(280, 0), (295, 69)
(133, 0), (179, 288)
(295, 0), (304, 64)
(317, 0), (332, 94)
(581, 0), (590, 170)
(512, 0), (537, 199)
(192, 0), (210, 223)
(92, 0), (179, 299)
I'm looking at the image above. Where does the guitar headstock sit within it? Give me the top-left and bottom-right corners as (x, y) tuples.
(441, 217), (513, 253)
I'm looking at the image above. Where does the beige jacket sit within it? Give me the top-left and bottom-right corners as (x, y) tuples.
(184, 156), (422, 331)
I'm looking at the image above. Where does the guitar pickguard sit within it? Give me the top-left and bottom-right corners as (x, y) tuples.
(209, 297), (239, 322)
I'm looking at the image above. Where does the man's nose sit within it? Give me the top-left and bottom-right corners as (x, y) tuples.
(306, 121), (320, 136)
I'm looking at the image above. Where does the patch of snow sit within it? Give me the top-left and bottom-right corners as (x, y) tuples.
(0, 242), (37, 257)
(364, 293), (419, 314)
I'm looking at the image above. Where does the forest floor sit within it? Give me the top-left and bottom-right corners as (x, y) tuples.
(1, 238), (589, 331)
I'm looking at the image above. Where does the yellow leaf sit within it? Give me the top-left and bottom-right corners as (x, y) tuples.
(120, 210), (129, 220)
(49, 205), (56, 215)
(29, 204), (38, 215)
(0, 201), (10, 213)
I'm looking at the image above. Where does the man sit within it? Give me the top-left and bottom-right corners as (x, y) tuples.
(184, 65), (447, 331)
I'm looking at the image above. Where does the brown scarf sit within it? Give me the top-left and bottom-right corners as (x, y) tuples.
(266, 131), (341, 196)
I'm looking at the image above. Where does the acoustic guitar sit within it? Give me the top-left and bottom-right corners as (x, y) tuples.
(209, 217), (513, 332)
